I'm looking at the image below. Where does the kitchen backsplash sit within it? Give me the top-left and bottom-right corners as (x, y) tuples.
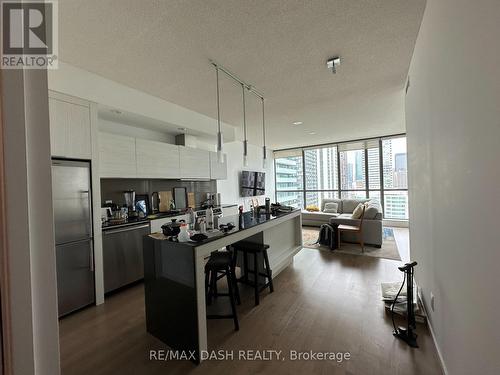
(100, 178), (217, 208)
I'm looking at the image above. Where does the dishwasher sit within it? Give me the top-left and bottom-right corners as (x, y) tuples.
(102, 222), (150, 294)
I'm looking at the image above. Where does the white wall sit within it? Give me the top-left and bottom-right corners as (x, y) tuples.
(99, 119), (176, 143)
(405, 1), (500, 374)
(217, 141), (275, 210)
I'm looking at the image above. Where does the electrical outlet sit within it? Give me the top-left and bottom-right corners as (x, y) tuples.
(430, 292), (435, 312)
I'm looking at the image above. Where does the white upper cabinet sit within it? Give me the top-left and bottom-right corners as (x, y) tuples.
(99, 132), (137, 178)
(49, 92), (92, 159)
(179, 146), (210, 179)
(136, 139), (179, 178)
(209, 151), (227, 180)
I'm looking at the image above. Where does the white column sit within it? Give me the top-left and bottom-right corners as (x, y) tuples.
(1, 67), (61, 374)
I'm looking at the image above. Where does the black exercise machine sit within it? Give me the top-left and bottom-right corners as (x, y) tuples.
(391, 261), (418, 348)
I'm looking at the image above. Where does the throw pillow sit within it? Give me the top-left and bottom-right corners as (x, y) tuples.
(306, 205), (319, 212)
(323, 202), (338, 213)
(351, 203), (365, 219)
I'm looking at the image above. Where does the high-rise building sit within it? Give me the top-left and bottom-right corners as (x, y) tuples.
(367, 147), (380, 191)
(355, 151), (364, 182)
(393, 152), (408, 189)
(275, 157), (302, 207)
(304, 149), (318, 207)
(384, 193), (409, 220)
(382, 140), (393, 188)
(395, 153), (407, 171)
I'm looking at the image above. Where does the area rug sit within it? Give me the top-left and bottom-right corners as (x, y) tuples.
(302, 226), (401, 261)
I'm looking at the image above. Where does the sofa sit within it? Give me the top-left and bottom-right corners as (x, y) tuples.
(302, 198), (383, 247)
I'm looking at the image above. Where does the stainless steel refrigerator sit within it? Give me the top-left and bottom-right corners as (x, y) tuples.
(52, 159), (95, 317)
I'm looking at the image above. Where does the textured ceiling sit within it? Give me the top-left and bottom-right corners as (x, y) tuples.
(58, 0), (425, 149)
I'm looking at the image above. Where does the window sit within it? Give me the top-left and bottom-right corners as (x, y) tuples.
(305, 191), (339, 208)
(304, 147), (338, 190)
(339, 149), (365, 190)
(276, 191), (304, 209)
(382, 137), (408, 219)
(274, 134), (408, 220)
(383, 137), (407, 189)
(275, 155), (303, 191)
(275, 153), (304, 208)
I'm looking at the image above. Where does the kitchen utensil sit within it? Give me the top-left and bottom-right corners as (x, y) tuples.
(159, 191), (173, 212)
(124, 190), (137, 218)
(161, 218), (186, 236)
(190, 233), (208, 242)
(151, 192), (160, 213)
(187, 192), (196, 208)
(173, 187), (188, 210)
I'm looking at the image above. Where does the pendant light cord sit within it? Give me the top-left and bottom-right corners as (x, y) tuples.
(216, 67), (221, 135)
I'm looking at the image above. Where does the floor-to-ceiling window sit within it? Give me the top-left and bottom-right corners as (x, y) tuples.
(303, 145), (339, 208)
(381, 136), (408, 220)
(273, 134), (408, 220)
(274, 150), (304, 209)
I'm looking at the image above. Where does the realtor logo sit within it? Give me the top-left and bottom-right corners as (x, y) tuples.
(1, 0), (58, 69)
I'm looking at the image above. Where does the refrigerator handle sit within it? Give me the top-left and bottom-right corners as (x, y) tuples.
(82, 190), (92, 236)
(89, 241), (94, 272)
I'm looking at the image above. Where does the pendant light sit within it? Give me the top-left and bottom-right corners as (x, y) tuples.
(215, 67), (224, 163)
(242, 83), (249, 167)
(261, 97), (267, 169)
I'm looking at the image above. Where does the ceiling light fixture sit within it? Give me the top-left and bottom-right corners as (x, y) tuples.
(309, 131), (316, 135)
(326, 56), (341, 74)
(292, 121), (303, 126)
(210, 61), (266, 169)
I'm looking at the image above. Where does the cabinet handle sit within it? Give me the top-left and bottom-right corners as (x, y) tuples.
(103, 224), (150, 235)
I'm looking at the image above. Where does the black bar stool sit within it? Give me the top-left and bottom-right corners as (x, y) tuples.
(232, 242), (274, 306)
(204, 250), (239, 331)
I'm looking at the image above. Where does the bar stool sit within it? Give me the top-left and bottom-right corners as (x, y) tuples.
(204, 250), (239, 331)
(232, 242), (274, 306)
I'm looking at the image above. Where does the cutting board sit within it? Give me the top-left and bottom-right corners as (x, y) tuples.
(159, 191), (173, 212)
(187, 192), (196, 208)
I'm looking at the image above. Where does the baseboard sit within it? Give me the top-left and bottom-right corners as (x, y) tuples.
(418, 293), (449, 375)
(383, 219), (409, 228)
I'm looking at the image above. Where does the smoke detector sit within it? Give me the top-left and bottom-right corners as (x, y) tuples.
(326, 57), (341, 74)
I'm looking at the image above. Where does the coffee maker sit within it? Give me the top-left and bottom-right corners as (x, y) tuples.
(123, 190), (138, 219)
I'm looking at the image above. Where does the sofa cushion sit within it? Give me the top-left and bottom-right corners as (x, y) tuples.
(364, 201), (382, 220)
(323, 202), (338, 213)
(351, 203), (365, 219)
(321, 198), (343, 213)
(342, 199), (359, 213)
(302, 211), (339, 222)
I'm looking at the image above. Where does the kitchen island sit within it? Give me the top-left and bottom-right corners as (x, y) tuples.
(143, 209), (302, 363)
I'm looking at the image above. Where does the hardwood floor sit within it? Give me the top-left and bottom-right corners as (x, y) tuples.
(59, 242), (442, 375)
